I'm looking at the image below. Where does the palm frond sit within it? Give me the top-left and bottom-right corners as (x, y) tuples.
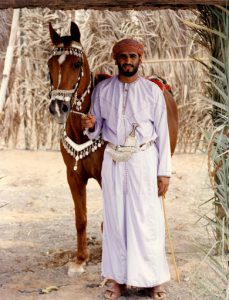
(187, 5), (229, 299)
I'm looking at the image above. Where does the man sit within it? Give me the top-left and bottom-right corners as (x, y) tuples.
(82, 39), (171, 299)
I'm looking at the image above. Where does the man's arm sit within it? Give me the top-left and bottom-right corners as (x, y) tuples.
(81, 86), (103, 139)
(153, 87), (171, 196)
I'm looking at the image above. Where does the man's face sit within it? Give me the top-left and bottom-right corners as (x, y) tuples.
(116, 52), (142, 77)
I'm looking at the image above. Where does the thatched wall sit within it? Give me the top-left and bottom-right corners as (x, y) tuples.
(0, 10), (12, 81)
(0, 8), (212, 152)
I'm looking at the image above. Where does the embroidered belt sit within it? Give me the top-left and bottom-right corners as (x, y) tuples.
(105, 140), (155, 162)
(107, 140), (154, 153)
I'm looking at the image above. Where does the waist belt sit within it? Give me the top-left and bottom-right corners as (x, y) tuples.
(106, 140), (155, 162)
(107, 140), (154, 153)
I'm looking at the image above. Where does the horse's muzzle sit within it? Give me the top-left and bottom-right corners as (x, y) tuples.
(49, 99), (70, 124)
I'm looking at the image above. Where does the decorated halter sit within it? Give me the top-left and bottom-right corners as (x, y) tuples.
(49, 42), (103, 172)
(49, 42), (92, 111)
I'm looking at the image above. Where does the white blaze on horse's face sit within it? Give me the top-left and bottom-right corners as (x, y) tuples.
(58, 54), (66, 65)
(55, 101), (61, 118)
(57, 54), (66, 87)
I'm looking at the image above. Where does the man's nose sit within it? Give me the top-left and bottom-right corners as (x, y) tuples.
(125, 56), (131, 63)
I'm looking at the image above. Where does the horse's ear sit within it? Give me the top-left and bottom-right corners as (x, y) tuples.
(49, 22), (61, 45)
(70, 22), (81, 42)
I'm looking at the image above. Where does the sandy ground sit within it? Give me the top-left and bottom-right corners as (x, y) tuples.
(0, 150), (214, 300)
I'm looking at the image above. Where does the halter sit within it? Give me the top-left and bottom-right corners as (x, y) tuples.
(49, 42), (92, 111)
(48, 41), (104, 171)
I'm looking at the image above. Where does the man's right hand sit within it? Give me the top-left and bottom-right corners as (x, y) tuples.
(81, 113), (96, 130)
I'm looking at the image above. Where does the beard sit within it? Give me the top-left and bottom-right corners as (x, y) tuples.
(117, 63), (139, 77)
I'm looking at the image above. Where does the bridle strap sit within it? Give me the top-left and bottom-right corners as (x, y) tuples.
(49, 44), (91, 111)
(71, 74), (92, 111)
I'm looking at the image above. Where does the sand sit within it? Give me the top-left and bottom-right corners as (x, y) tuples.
(0, 150), (214, 300)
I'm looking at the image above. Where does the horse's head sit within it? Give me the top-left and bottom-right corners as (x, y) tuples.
(48, 22), (90, 124)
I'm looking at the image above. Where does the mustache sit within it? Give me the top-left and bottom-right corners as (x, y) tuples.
(122, 64), (134, 68)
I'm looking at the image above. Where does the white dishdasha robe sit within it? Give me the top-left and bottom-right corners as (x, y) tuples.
(86, 75), (171, 287)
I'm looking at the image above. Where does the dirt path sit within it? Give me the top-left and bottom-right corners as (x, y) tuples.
(0, 150), (213, 300)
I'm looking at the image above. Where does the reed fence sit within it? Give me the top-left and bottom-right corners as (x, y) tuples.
(0, 8), (212, 152)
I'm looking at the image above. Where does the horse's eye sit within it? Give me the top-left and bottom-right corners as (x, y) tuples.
(73, 61), (82, 69)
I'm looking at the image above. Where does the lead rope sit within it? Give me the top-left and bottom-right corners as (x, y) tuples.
(162, 193), (180, 283)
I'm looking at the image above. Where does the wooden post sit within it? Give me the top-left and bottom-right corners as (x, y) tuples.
(0, 0), (227, 10)
(0, 9), (20, 112)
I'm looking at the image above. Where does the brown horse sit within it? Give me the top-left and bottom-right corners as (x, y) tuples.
(48, 22), (178, 276)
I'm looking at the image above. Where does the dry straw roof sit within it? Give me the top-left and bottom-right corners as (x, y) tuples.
(0, 0), (227, 10)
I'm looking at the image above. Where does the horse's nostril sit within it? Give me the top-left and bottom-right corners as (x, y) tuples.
(49, 105), (54, 115)
(62, 103), (69, 113)
(49, 100), (57, 115)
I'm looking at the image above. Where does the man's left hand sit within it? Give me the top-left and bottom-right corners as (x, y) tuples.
(157, 176), (170, 196)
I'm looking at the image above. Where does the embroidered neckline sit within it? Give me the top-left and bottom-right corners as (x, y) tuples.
(117, 75), (140, 85)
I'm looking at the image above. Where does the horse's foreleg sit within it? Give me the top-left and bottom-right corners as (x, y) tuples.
(67, 170), (88, 276)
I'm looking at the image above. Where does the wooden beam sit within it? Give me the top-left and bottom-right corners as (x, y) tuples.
(0, 9), (19, 112)
(0, 0), (227, 10)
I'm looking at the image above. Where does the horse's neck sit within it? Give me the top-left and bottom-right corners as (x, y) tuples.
(65, 54), (92, 144)
(65, 113), (89, 144)
(66, 86), (92, 144)
(76, 54), (91, 113)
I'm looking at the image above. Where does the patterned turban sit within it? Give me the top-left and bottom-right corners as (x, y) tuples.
(112, 39), (144, 59)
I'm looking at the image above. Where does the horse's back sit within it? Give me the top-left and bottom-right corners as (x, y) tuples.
(163, 89), (178, 155)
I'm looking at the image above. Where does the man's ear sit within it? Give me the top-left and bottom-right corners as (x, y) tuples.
(139, 55), (143, 64)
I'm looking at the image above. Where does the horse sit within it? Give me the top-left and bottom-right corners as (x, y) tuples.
(48, 21), (178, 276)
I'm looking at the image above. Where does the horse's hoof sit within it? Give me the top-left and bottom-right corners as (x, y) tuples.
(67, 261), (85, 277)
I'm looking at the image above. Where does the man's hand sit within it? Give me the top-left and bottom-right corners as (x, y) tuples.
(81, 114), (96, 130)
(157, 176), (170, 196)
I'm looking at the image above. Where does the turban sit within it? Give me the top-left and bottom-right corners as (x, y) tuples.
(112, 39), (144, 59)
